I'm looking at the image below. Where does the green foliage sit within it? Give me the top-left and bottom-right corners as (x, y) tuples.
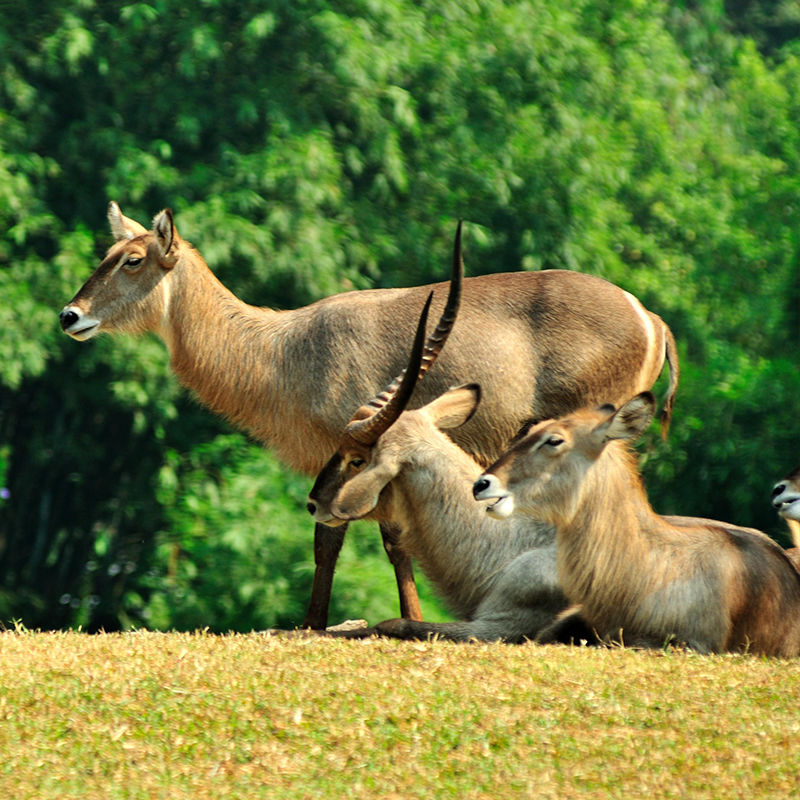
(0, 0), (797, 631)
(137, 434), (450, 631)
(142, 435), (314, 631)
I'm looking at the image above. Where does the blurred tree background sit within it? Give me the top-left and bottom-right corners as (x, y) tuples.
(0, 0), (797, 631)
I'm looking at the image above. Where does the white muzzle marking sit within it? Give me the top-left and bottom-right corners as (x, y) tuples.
(474, 473), (516, 519)
(775, 492), (800, 522)
(61, 306), (101, 341)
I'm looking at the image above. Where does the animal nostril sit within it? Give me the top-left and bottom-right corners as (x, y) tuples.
(306, 501), (317, 516)
(772, 484), (786, 500)
(59, 309), (79, 330)
(473, 477), (490, 498)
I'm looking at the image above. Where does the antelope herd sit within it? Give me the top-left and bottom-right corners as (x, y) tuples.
(308, 290), (592, 643)
(61, 203), (677, 631)
(61, 203), (800, 656)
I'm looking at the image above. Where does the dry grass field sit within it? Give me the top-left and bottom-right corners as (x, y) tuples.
(0, 629), (798, 799)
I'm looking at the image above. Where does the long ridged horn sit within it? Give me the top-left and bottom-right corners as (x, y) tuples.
(347, 292), (433, 444)
(346, 220), (465, 445)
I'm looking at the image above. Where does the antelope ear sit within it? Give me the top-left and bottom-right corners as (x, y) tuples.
(601, 392), (656, 442)
(426, 384), (481, 431)
(108, 202), (147, 241)
(330, 462), (398, 521)
(152, 209), (176, 261)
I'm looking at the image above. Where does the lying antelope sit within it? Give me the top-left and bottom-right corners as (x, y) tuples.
(60, 203), (678, 629)
(771, 467), (800, 570)
(475, 394), (800, 656)
(307, 294), (591, 643)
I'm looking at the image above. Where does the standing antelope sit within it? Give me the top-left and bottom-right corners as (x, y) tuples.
(307, 293), (592, 643)
(60, 202), (679, 629)
(475, 394), (800, 656)
(771, 467), (800, 570)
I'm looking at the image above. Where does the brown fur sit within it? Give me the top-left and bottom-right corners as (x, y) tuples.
(478, 394), (800, 656)
(309, 385), (583, 643)
(61, 204), (679, 626)
(784, 546), (800, 572)
(62, 205), (679, 473)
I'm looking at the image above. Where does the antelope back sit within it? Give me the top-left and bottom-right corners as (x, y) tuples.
(59, 203), (178, 340)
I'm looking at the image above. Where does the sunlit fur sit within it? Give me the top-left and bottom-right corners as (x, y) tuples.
(772, 466), (800, 569)
(62, 204), (680, 474)
(482, 394), (800, 656)
(309, 386), (585, 643)
(61, 203), (679, 627)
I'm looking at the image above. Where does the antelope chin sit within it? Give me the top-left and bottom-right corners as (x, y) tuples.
(66, 320), (101, 341)
(486, 493), (515, 520)
(309, 512), (348, 528)
(779, 498), (800, 522)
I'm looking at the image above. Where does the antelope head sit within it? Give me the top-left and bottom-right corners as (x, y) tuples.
(772, 466), (800, 523)
(473, 393), (656, 523)
(307, 222), (469, 525)
(59, 202), (179, 340)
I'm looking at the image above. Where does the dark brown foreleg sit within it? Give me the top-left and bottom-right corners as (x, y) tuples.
(380, 523), (423, 621)
(302, 522), (348, 630)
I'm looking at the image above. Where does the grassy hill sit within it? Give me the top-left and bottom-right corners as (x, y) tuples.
(1, 630), (798, 798)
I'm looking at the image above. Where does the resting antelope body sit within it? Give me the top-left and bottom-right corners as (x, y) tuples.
(307, 296), (590, 643)
(771, 467), (800, 570)
(60, 203), (678, 629)
(475, 394), (800, 656)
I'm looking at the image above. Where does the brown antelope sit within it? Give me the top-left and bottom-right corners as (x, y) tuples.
(474, 394), (800, 656)
(60, 203), (679, 629)
(771, 467), (800, 570)
(307, 294), (593, 643)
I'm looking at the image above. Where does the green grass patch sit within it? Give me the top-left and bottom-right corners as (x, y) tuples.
(0, 630), (798, 798)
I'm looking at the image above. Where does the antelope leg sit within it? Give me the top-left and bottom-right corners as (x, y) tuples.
(380, 523), (423, 621)
(302, 522), (348, 630)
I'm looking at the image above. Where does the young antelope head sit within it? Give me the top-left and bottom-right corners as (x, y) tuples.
(473, 392), (656, 523)
(772, 466), (800, 523)
(59, 202), (179, 340)
(307, 380), (481, 525)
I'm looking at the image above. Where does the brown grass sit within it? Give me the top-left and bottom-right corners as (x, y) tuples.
(0, 630), (798, 798)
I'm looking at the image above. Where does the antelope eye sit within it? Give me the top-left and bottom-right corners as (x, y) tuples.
(545, 435), (564, 448)
(348, 458), (366, 469)
(124, 257), (143, 270)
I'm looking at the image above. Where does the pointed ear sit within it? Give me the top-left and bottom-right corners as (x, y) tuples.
(426, 384), (481, 431)
(107, 201), (147, 241)
(152, 209), (176, 260)
(600, 392), (656, 443)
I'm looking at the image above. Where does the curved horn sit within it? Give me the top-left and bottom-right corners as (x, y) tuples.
(347, 292), (433, 444)
(346, 220), (465, 444)
(419, 218), (463, 381)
